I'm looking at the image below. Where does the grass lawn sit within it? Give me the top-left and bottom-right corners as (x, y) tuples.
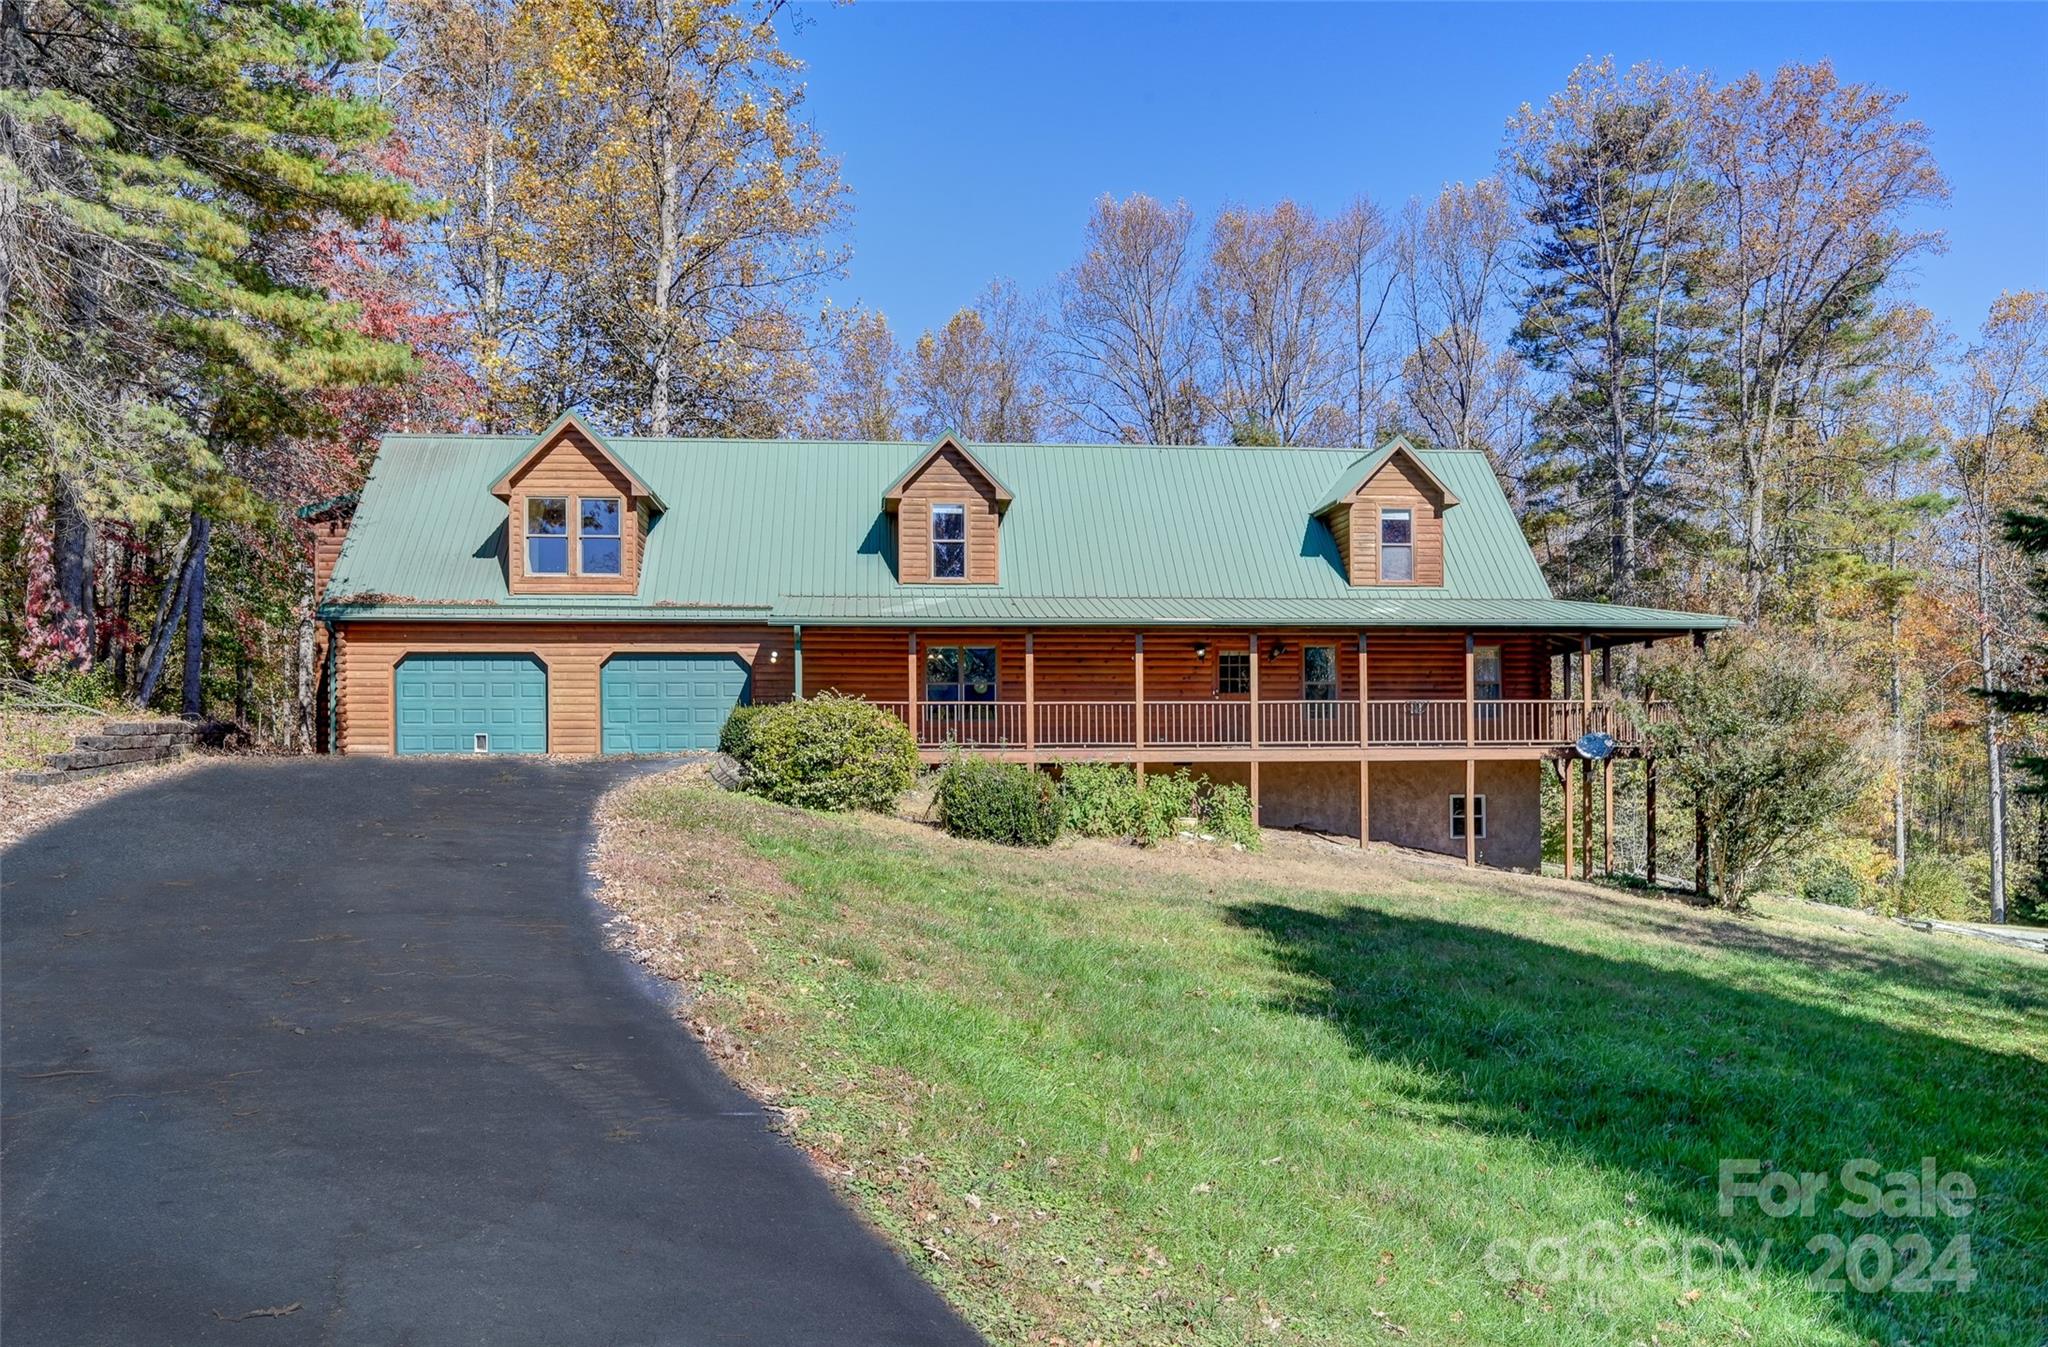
(594, 775), (2046, 1347)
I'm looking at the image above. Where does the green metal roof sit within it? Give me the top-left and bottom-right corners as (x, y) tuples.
(322, 433), (1728, 633)
(1308, 435), (1458, 514)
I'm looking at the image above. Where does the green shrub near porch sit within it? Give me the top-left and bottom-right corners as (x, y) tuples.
(933, 755), (1062, 846)
(741, 694), (918, 812)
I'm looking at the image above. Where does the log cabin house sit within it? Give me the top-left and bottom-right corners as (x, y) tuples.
(315, 412), (1728, 871)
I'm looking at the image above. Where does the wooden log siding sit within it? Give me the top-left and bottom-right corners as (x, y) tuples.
(505, 426), (642, 596)
(893, 447), (1002, 584)
(800, 628), (912, 702)
(334, 622), (793, 756)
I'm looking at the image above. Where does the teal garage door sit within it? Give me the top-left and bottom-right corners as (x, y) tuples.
(394, 655), (548, 755)
(601, 654), (752, 754)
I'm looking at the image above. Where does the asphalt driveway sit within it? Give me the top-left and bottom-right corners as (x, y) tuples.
(2, 758), (982, 1346)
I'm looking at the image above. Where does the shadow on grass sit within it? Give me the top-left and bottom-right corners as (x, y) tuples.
(1225, 900), (2047, 1346)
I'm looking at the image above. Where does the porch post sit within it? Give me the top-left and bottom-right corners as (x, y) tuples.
(793, 624), (804, 699)
(1579, 635), (1595, 879)
(1248, 634), (1260, 750)
(1358, 631), (1369, 748)
(907, 631), (919, 740)
(1562, 758), (1575, 880)
(1645, 756), (1658, 886)
(1250, 760), (1261, 826)
(1464, 633), (1476, 747)
(1133, 632), (1146, 782)
(1465, 757), (1477, 867)
(1693, 629), (1708, 899)
(1024, 630), (1037, 763)
(1358, 759), (1369, 849)
(1603, 759), (1615, 877)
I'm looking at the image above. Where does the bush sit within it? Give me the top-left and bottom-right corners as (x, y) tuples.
(1056, 761), (1145, 837)
(1202, 782), (1260, 850)
(934, 755), (1061, 846)
(1797, 856), (1867, 908)
(1135, 769), (1202, 846)
(744, 694), (918, 812)
(718, 702), (770, 761)
(1892, 856), (1978, 921)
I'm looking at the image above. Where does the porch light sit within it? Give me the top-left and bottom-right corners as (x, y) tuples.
(1194, 641), (1209, 662)
(769, 649), (779, 662)
(1267, 641), (1285, 660)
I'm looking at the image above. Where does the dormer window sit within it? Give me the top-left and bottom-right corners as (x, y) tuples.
(580, 497), (622, 575)
(526, 497), (569, 574)
(1380, 509), (1414, 582)
(932, 504), (967, 579)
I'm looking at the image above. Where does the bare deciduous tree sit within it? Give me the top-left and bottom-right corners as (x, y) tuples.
(1196, 200), (1348, 445)
(1396, 178), (1524, 459)
(1048, 194), (1206, 444)
(907, 280), (1048, 442)
(809, 308), (903, 441)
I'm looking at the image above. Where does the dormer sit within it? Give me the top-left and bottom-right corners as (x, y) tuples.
(1313, 436), (1457, 587)
(490, 412), (664, 596)
(883, 434), (1012, 584)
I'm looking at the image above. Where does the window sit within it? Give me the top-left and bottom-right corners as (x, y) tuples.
(1380, 508), (1414, 582)
(1451, 793), (1487, 839)
(1475, 644), (1503, 708)
(932, 504), (967, 579)
(526, 496), (568, 574)
(925, 645), (996, 702)
(579, 497), (622, 575)
(1216, 650), (1251, 696)
(1303, 645), (1339, 701)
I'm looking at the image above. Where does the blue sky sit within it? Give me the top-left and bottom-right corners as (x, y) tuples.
(787, 2), (2048, 345)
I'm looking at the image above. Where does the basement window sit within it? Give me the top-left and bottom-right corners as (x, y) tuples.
(526, 497), (568, 575)
(932, 504), (967, 579)
(1451, 793), (1486, 840)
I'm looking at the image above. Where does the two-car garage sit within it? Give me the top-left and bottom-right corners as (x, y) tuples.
(392, 652), (751, 756)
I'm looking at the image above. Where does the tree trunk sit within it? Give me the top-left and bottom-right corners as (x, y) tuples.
(180, 519), (210, 719)
(1980, 534), (2006, 923)
(135, 518), (199, 707)
(1890, 605), (1907, 887)
(51, 476), (96, 667)
(649, 105), (678, 436)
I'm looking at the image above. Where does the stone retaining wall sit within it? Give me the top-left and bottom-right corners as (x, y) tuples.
(10, 720), (195, 786)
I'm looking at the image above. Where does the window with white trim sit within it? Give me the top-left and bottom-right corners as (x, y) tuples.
(932, 504), (967, 579)
(1451, 793), (1486, 839)
(579, 496), (622, 575)
(1380, 508), (1414, 582)
(1216, 650), (1250, 696)
(1474, 645), (1503, 700)
(526, 497), (568, 575)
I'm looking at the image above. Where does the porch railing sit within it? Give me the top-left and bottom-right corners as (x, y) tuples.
(1261, 699), (1360, 746)
(875, 698), (1661, 752)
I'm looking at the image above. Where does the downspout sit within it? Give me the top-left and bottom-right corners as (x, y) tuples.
(792, 624), (804, 700)
(323, 618), (338, 754)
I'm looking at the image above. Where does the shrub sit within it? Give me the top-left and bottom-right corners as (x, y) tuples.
(1894, 856), (1980, 921)
(934, 755), (1061, 846)
(1135, 769), (1202, 846)
(1202, 782), (1260, 850)
(1056, 761), (1145, 837)
(744, 694), (918, 812)
(718, 702), (770, 761)
(1797, 856), (1867, 908)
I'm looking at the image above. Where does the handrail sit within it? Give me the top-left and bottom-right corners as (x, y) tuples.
(873, 695), (1663, 751)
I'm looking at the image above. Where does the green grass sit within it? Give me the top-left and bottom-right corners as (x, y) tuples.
(603, 781), (2047, 1346)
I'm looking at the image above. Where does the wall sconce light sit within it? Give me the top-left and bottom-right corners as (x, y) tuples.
(1267, 641), (1285, 661)
(1194, 641), (1209, 662)
(769, 649), (779, 663)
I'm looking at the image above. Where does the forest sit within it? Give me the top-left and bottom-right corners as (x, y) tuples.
(3, 0), (2043, 920)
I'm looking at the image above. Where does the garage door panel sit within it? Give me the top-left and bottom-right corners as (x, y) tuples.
(601, 654), (751, 754)
(395, 654), (547, 755)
